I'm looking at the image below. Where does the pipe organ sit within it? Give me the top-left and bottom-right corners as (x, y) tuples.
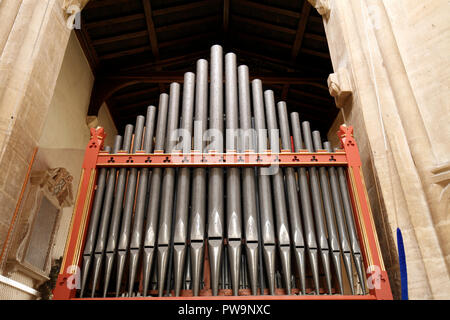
(53, 45), (393, 300)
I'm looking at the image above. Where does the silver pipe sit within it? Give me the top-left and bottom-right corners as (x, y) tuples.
(237, 65), (259, 295)
(324, 141), (355, 294)
(128, 106), (157, 296)
(263, 91), (292, 295)
(312, 131), (344, 294)
(79, 145), (111, 297)
(302, 121), (332, 294)
(103, 124), (134, 297)
(90, 136), (123, 298)
(190, 59), (208, 296)
(142, 93), (170, 296)
(157, 82), (181, 297)
(289, 113), (320, 294)
(173, 72), (196, 296)
(225, 52), (242, 296)
(115, 115), (146, 296)
(207, 44), (225, 296)
(277, 102), (306, 295)
(251, 79), (276, 295)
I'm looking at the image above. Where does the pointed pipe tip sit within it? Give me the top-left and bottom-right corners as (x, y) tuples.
(90, 254), (103, 298)
(115, 251), (127, 297)
(308, 249), (320, 295)
(190, 242), (204, 297)
(157, 246), (170, 297)
(320, 250), (333, 294)
(173, 244), (187, 297)
(245, 243), (259, 296)
(227, 240), (241, 296)
(279, 246), (292, 295)
(142, 248), (155, 297)
(128, 249), (140, 296)
(79, 255), (92, 298)
(332, 251), (344, 294)
(208, 239), (223, 296)
(263, 245), (276, 295)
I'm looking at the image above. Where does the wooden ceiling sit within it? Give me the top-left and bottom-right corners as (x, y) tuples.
(78, 0), (337, 133)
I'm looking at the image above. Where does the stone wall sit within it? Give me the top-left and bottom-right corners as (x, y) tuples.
(0, 1), (116, 299)
(324, 0), (450, 299)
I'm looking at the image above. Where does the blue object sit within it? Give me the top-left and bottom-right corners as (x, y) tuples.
(397, 228), (408, 300)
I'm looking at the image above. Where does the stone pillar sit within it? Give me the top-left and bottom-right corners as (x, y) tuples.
(0, 0), (78, 272)
(323, 0), (450, 299)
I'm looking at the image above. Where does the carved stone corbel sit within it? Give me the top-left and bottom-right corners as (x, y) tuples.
(62, 0), (90, 12)
(307, 0), (331, 19)
(328, 68), (353, 108)
(86, 115), (99, 129)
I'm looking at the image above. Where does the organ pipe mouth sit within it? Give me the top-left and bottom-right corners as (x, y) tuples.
(74, 45), (371, 299)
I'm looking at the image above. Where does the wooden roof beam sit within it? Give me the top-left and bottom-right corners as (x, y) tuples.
(291, 1), (312, 61)
(142, 0), (160, 61)
(237, 0), (302, 19)
(153, 0), (217, 16)
(85, 13), (145, 29)
(232, 15), (296, 35)
(92, 30), (148, 46)
(156, 16), (218, 33)
(99, 46), (151, 60)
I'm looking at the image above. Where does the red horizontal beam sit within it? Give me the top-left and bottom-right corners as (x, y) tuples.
(71, 295), (376, 301)
(96, 151), (347, 168)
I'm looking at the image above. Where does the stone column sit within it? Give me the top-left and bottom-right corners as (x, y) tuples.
(0, 0), (85, 271)
(322, 0), (449, 299)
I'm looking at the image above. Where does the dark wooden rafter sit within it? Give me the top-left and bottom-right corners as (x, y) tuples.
(156, 16), (219, 33)
(92, 30), (148, 46)
(291, 1), (312, 61)
(142, 0), (159, 60)
(283, 1), (313, 104)
(152, 0), (216, 16)
(142, 0), (164, 92)
(85, 13), (145, 29)
(159, 32), (216, 48)
(238, 0), (302, 19)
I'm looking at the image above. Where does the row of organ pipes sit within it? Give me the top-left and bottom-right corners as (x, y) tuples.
(79, 45), (367, 298)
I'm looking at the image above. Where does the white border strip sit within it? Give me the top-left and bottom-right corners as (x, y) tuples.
(0, 274), (39, 297)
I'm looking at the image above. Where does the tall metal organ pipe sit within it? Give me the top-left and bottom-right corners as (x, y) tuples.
(251, 79), (276, 295)
(102, 124), (134, 297)
(157, 83), (181, 297)
(277, 102), (306, 294)
(115, 116), (146, 296)
(290, 113), (320, 294)
(312, 131), (344, 293)
(323, 141), (355, 294)
(225, 52), (242, 296)
(142, 94), (170, 296)
(207, 45), (225, 296)
(263, 91), (292, 295)
(173, 72), (196, 296)
(128, 106), (157, 295)
(90, 136), (123, 297)
(190, 59), (209, 296)
(335, 151), (367, 294)
(80, 145), (111, 298)
(237, 65), (259, 295)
